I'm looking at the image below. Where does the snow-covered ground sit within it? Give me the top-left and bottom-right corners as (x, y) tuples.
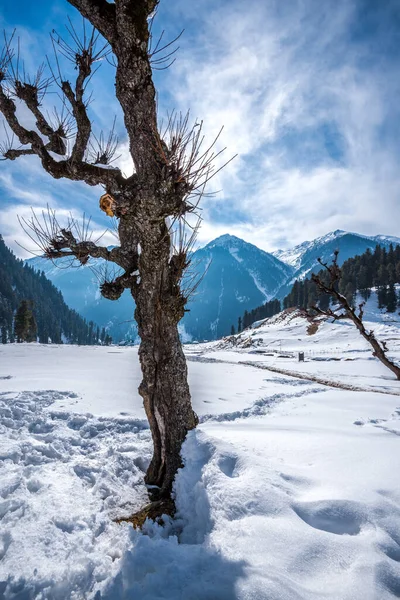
(1, 309), (400, 599)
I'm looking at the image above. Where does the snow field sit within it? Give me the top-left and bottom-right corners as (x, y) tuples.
(0, 388), (151, 598)
(0, 311), (400, 599)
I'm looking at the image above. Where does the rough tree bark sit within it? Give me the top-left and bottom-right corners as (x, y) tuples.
(0, 0), (224, 500)
(136, 222), (197, 491)
(312, 251), (400, 381)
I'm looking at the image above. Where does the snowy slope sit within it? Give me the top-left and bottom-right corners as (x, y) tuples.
(184, 234), (292, 340)
(26, 229), (400, 340)
(28, 234), (292, 342)
(1, 310), (400, 598)
(274, 230), (400, 298)
(274, 229), (348, 269)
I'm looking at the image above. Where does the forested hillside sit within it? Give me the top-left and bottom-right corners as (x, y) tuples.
(283, 244), (400, 312)
(238, 244), (400, 329)
(0, 235), (108, 344)
(236, 299), (282, 332)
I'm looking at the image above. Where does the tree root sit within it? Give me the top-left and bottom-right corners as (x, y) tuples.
(115, 498), (176, 529)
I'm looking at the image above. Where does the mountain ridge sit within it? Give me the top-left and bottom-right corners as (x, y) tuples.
(184, 233), (292, 339)
(25, 229), (400, 341)
(273, 229), (400, 269)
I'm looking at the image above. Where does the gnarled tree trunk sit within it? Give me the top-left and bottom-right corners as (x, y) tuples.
(134, 220), (198, 497)
(0, 0), (221, 502)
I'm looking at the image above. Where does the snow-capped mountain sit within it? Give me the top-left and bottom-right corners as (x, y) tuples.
(273, 230), (400, 298)
(27, 234), (292, 342)
(184, 234), (292, 340)
(26, 229), (400, 341)
(274, 230), (348, 270)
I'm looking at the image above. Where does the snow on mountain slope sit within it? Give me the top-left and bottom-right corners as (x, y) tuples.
(274, 230), (400, 270)
(1, 314), (400, 599)
(274, 230), (400, 299)
(273, 229), (348, 269)
(27, 235), (291, 342)
(356, 286), (400, 326)
(183, 234), (292, 340)
(27, 230), (400, 341)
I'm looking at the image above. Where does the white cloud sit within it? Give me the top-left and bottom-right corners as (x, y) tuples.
(1, 0), (399, 259)
(160, 0), (400, 250)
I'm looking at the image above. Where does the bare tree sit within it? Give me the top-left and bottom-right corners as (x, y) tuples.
(0, 1), (231, 503)
(312, 251), (400, 380)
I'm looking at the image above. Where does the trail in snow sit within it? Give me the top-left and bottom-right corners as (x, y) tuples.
(187, 354), (400, 396)
(239, 361), (400, 396)
(200, 386), (325, 423)
(1, 331), (400, 599)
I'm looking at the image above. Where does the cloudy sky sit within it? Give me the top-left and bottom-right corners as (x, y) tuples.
(1, 0), (399, 257)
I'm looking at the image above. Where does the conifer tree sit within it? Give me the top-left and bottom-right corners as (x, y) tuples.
(27, 309), (38, 343)
(14, 300), (36, 342)
(0, 235), (100, 345)
(378, 286), (388, 309)
(386, 283), (397, 313)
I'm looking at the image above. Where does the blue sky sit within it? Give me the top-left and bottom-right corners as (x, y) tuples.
(1, 0), (400, 257)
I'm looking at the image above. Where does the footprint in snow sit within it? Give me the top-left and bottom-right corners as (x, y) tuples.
(0, 532), (12, 560)
(380, 543), (400, 563)
(217, 454), (239, 478)
(377, 488), (400, 507)
(280, 472), (311, 487)
(375, 561), (400, 597)
(73, 464), (99, 487)
(292, 499), (367, 536)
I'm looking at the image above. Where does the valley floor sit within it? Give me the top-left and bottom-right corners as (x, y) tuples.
(1, 314), (400, 599)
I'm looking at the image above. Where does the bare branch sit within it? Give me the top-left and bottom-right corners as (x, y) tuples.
(66, 0), (117, 44)
(148, 25), (183, 70)
(51, 21), (110, 163)
(312, 251), (400, 380)
(0, 30), (15, 80)
(0, 82), (122, 186)
(18, 207), (135, 271)
(168, 216), (210, 302)
(311, 305), (347, 321)
(153, 111), (236, 217)
(88, 117), (120, 165)
(8, 63), (68, 156)
(100, 271), (136, 301)
(0, 29), (124, 188)
(0, 122), (35, 160)
(2, 147), (36, 160)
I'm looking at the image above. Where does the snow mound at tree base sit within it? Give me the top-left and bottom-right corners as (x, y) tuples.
(102, 398), (400, 600)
